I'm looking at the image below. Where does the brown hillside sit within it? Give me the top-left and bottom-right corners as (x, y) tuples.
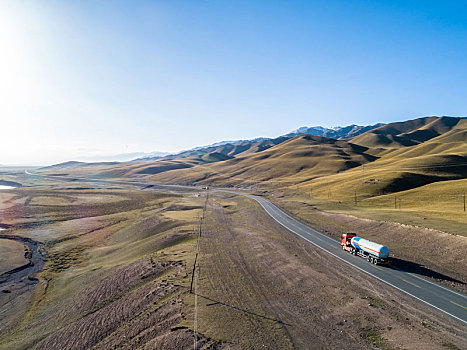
(304, 117), (466, 200)
(352, 116), (464, 150)
(151, 135), (377, 186)
(161, 137), (290, 161)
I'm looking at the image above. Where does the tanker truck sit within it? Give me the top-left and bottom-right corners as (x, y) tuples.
(341, 233), (390, 265)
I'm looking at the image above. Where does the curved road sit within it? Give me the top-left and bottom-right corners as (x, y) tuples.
(23, 172), (467, 325)
(222, 190), (467, 326)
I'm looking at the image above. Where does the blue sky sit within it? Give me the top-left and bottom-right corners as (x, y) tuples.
(1, 0), (466, 165)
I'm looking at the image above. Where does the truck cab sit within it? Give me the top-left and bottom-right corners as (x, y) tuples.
(341, 233), (356, 250)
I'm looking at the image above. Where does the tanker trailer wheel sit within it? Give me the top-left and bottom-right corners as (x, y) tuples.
(367, 256), (371, 262)
(373, 258), (378, 265)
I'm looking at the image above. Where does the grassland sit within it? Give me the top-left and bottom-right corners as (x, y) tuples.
(32, 117), (466, 298)
(0, 173), (465, 349)
(0, 177), (219, 349)
(284, 178), (467, 237)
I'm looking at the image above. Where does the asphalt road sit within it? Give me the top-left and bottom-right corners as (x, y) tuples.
(22, 172), (467, 325)
(221, 190), (467, 326)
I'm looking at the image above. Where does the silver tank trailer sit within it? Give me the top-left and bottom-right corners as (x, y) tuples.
(350, 237), (389, 259)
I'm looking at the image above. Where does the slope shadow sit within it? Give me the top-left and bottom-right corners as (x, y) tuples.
(195, 293), (291, 326)
(389, 258), (465, 286)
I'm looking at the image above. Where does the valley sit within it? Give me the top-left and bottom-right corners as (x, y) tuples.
(0, 116), (466, 349)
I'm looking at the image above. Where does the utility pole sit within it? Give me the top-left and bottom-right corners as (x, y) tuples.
(190, 219), (202, 293)
(394, 197), (397, 209)
(194, 263), (198, 350)
(464, 192), (466, 212)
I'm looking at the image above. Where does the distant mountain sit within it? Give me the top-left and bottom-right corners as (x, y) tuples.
(285, 123), (385, 139)
(91, 151), (170, 162)
(137, 123), (383, 162)
(152, 134), (378, 186)
(38, 161), (120, 172)
(192, 137), (269, 149)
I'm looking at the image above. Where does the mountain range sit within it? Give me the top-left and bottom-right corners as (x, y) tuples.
(136, 122), (385, 162)
(41, 116), (466, 203)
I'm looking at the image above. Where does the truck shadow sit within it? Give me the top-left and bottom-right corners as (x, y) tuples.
(388, 258), (465, 286)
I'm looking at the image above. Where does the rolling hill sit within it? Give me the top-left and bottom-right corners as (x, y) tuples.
(138, 122), (383, 162)
(43, 116), (466, 200)
(351, 116), (463, 152)
(302, 116), (466, 202)
(149, 134), (378, 187)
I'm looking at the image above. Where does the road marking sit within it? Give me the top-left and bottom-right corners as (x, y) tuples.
(390, 264), (467, 300)
(450, 301), (467, 310)
(401, 279), (421, 289)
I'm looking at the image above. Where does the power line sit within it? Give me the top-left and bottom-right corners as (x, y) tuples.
(192, 192), (208, 350)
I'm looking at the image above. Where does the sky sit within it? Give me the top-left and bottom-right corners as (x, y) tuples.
(1, 0), (466, 165)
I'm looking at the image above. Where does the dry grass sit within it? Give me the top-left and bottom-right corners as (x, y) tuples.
(0, 180), (211, 350)
(284, 177), (467, 237)
(1, 173), (466, 349)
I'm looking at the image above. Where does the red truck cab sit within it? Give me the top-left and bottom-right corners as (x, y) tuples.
(341, 233), (356, 251)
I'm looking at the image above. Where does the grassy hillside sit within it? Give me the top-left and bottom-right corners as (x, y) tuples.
(84, 117), (465, 195)
(151, 135), (378, 187)
(43, 116), (466, 235)
(0, 181), (216, 349)
(304, 118), (466, 200)
(158, 136), (290, 161)
(352, 116), (463, 152)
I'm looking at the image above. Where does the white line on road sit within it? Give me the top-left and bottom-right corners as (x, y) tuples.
(253, 197), (467, 325)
